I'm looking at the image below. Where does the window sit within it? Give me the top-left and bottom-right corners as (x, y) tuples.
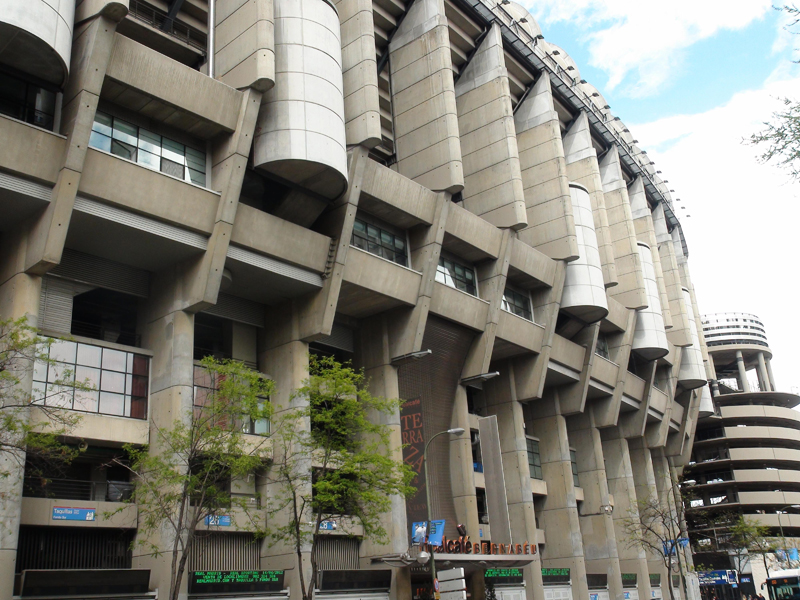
(0, 71), (56, 130)
(89, 111), (206, 185)
(32, 340), (149, 419)
(595, 334), (610, 360)
(471, 430), (483, 472)
(193, 365), (270, 435)
(351, 217), (407, 266)
(526, 438), (543, 480)
(476, 487), (489, 523)
(570, 449), (580, 487)
(502, 286), (532, 320)
(436, 256), (477, 296)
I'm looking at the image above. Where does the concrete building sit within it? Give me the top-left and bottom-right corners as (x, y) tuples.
(0, 0), (708, 599)
(685, 314), (800, 598)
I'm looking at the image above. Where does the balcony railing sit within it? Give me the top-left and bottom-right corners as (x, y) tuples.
(23, 477), (134, 502)
(127, 0), (208, 53)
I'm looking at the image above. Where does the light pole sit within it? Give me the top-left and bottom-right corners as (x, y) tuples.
(777, 504), (800, 566)
(423, 427), (466, 598)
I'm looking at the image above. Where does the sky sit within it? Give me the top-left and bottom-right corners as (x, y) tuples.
(521, 0), (800, 394)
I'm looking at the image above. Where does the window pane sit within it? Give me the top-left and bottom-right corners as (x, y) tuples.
(161, 157), (184, 179)
(89, 131), (111, 152)
(75, 365), (101, 389)
(111, 139), (136, 161)
(33, 360), (48, 382)
(132, 354), (149, 376)
(48, 362), (75, 384)
(100, 370), (126, 393)
(102, 349), (127, 372)
(188, 169), (205, 186)
(353, 220), (366, 233)
(162, 138), (186, 164)
(77, 343), (102, 367)
(112, 119), (138, 146)
(50, 340), (76, 363)
(99, 392), (125, 416)
(185, 146), (206, 172)
(92, 112), (113, 136)
(137, 149), (160, 170)
(138, 129), (162, 155)
(74, 389), (99, 412)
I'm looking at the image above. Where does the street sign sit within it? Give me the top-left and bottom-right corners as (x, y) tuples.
(439, 568), (465, 582)
(440, 579), (466, 593)
(440, 591), (467, 600)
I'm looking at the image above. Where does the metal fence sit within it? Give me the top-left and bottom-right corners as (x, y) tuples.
(127, 0), (208, 53)
(23, 478), (134, 502)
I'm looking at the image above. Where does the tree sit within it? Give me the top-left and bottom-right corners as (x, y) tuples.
(485, 580), (498, 600)
(622, 495), (687, 600)
(265, 354), (415, 600)
(726, 517), (777, 583)
(0, 317), (87, 505)
(112, 356), (274, 600)
(748, 5), (800, 177)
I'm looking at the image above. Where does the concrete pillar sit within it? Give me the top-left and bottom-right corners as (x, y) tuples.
(563, 111), (618, 289)
(389, 0), (464, 192)
(484, 369), (545, 600)
(527, 395), (589, 600)
(454, 23), (526, 230)
(735, 350), (751, 393)
(756, 352), (771, 392)
(653, 205), (691, 349)
(513, 74), (579, 261)
(567, 410), (623, 600)
(601, 433), (652, 600)
(766, 356), (777, 391)
(134, 269), (198, 599)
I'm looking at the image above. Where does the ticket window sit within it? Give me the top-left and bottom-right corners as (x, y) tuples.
(622, 574), (640, 600)
(485, 568), (526, 600)
(542, 569), (573, 600)
(588, 574), (610, 600)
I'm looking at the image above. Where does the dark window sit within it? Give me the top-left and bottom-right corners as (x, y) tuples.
(90, 111), (206, 185)
(32, 340), (149, 419)
(436, 257), (477, 296)
(595, 334), (610, 359)
(71, 288), (140, 347)
(16, 526), (133, 572)
(570, 449), (580, 488)
(351, 217), (407, 266)
(192, 365), (270, 435)
(502, 287), (532, 320)
(527, 438), (543, 480)
(0, 71), (56, 130)
(476, 487), (489, 523)
(471, 430), (483, 472)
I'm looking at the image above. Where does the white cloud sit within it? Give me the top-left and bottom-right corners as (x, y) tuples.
(522, 0), (772, 97)
(629, 68), (800, 393)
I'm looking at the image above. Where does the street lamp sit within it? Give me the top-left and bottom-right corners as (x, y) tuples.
(423, 427), (466, 595)
(777, 504), (800, 564)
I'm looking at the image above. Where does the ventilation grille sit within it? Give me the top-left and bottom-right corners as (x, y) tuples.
(51, 249), (150, 298)
(314, 536), (360, 571)
(16, 526), (133, 573)
(39, 276), (94, 334)
(189, 532), (260, 571)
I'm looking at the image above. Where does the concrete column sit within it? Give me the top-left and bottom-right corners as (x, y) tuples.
(601, 433), (652, 600)
(766, 356), (777, 391)
(134, 269), (198, 599)
(513, 75), (579, 261)
(756, 352), (771, 392)
(357, 316), (412, 600)
(449, 385), (480, 543)
(563, 112), (618, 289)
(214, 0), (275, 91)
(735, 350), (751, 393)
(484, 369), (545, 600)
(653, 205), (691, 349)
(526, 395), (589, 600)
(389, 0), (464, 192)
(567, 410), (623, 600)
(455, 23), (526, 229)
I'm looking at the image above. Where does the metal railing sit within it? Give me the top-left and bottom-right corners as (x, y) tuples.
(23, 477), (134, 502)
(127, 0), (208, 53)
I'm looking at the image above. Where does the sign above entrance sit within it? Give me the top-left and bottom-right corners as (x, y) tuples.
(188, 571), (285, 594)
(52, 507), (95, 521)
(698, 571), (737, 586)
(205, 515), (231, 526)
(421, 535), (537, 556)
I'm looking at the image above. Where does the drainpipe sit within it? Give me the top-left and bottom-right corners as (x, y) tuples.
(208, 0), (215, 78)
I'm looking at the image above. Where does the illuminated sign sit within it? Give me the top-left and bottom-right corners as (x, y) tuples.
(622, 573), (638, 588)
(650, 574), (661, 586)
(485, 568), (524, 585)
(188, 570), (285, 594)
(542, 568), (570, 585)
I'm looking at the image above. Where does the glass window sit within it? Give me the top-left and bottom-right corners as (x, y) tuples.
(595, 334), (610, 359)
(88, 111), (206, 186)
(502, 286), (532, 320)
(436, 256), (477, 296)
(527, 438), (543, 480)
(193, 365), (270, 435)
(33, 341), (149, 419)
(351, 217), (408, 267)
(0, 71), (56, 130)
(570, 449), (580, 488)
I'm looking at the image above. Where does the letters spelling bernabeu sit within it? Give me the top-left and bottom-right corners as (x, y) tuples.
(420, 535), (537, 556)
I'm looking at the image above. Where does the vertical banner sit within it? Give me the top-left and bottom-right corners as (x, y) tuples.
(400, 397), (427, 538)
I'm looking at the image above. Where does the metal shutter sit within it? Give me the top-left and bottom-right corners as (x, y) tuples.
(313, 537), (360, 571)
(203, 293), (266, 328)
(316, 322), (355, 353)
(38, 276), (93, 334)
(188, 532), (260, 571)
(51, 249), (150, 297)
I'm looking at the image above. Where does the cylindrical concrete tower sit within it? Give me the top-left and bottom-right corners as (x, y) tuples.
(678, 288), (706, 389)
(254, 0), (348, 199)
(561, 182), (609, 323)
(701, 312), (774, 392)
(632, 242), (669, 360)
(0, 0), (76, 86)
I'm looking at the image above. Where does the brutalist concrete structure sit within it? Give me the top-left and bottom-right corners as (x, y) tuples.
(0, 1), (708, 599)
(685, 314), (800, 596)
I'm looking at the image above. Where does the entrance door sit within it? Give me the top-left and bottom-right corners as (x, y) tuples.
(497, 586), (526, 600)
(544, 585), (574, 600)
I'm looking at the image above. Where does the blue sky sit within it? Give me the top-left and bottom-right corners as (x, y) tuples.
(520, 0), (800, 393)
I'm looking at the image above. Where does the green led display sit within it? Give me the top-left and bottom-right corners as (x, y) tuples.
(542, 568), (570, 576)
(192, 571), (283, 584)
(485, 568), (523, 578)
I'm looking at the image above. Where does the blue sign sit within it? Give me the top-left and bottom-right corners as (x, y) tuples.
(52, 507), (95, 521)
(319, 520), (337, 531)
(625, 593), (631, 599)
(428, 520), (445, 547)
(698, 571), (736, 585)
(791, 548), (799, 561)
(411, 522), (427, 544)
(205, 515), (231, 526)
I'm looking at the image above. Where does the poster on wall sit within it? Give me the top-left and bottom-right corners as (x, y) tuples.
(401, 397), (427, 537)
